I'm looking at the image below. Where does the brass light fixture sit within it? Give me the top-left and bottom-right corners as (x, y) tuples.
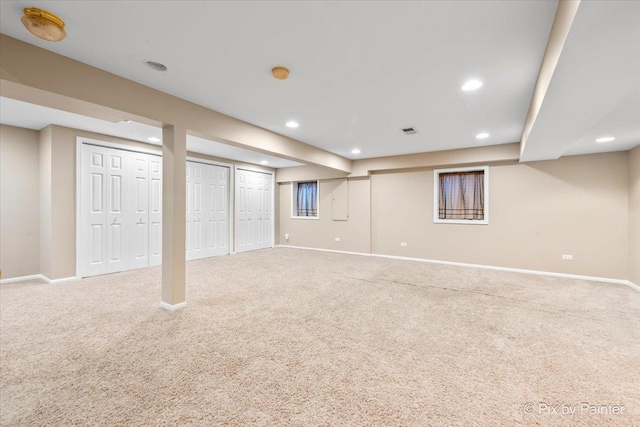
(272, 66), (289, 80)
(21, 7), (66, 42)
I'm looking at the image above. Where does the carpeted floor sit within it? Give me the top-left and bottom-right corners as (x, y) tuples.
(1, 248), (639, 426)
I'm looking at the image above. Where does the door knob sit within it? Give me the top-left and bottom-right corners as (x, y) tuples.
(139, 216), (143, 223)
(113, 217), (118, 223)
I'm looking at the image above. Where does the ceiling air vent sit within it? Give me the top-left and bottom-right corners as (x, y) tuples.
(401, 127), (418, 135)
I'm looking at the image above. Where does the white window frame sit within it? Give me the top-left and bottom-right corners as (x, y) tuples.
(291, 180), (320, 220)
(433, 165), (489, 225)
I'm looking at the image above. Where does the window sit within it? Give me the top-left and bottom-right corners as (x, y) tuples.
(433, 166), (488, 224)
(291, 180), (319, 219)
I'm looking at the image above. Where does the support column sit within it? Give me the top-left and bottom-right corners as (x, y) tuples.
(160, 124), (187, 310)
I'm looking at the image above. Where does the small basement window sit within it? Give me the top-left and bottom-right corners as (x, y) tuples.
(433, 166), (489, 224)
(292, 180), (319, 219)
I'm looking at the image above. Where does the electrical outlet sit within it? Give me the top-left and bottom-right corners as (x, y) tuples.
(335, 237), (341, 242)
(400, 242), (407, 247)
(285, 234), (289, 241)
(562, 254), (573, 260)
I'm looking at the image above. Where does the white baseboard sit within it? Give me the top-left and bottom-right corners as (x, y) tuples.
(0, 274), (48, 284)
(276, 245), (639, 292)
(159, 301), (187, 311)
(0, 274), (78, 285)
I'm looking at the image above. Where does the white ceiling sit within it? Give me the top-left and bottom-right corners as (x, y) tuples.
(521, 0), (640, 161)
(0, 97), (304, 168)
(1, 1), (637, 162)
(0, 1), (559, 159)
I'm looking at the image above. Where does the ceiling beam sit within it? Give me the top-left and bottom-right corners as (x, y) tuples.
(0, 34), (352, 172)
(520, 0), (581, 161)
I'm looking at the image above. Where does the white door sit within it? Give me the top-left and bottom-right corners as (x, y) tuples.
(106, 149), (129, 273)
(81, 145), (108, 277)
(186, 161), (206, 261)
(129, 151), (150, 270)
(148, 155), (162, 267)
(236, 169), (272, 253)
(80, 144), (232, 277)
(186, 161), (230, 260)
(204, 164), (230, 257)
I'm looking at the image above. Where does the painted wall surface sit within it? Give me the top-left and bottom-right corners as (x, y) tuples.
(630, 146), (640, 284)
(279, 151), (631, 280)
(279, 178), (371, 254)
(0, 125), (40, 279)
(371, 153), (629, 279)
(39, 126), (52, 279)
(42, 125), (274, 279)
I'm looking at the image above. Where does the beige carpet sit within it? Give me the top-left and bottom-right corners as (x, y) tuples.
(1, 248), (639, 426)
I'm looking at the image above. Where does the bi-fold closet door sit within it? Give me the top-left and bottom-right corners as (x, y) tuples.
(80, 144), (230, 278)
(235, 169), (272, 253)
(185, 161), (230, 261)
(81, 145), (161, 277)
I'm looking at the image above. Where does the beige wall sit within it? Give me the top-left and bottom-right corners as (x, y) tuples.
(0, 125), (40, 279)
(371, 153), (629, 279)
(279, 178), (371, 254)
(39, 126), (52, 279)
(279, 151), (632, 280)
(630, 146), (640, 284)
(45, 125), (276, 279)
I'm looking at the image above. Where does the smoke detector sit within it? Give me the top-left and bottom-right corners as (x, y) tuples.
(272, 66), (290, 80)
(401, 127), (418, 135)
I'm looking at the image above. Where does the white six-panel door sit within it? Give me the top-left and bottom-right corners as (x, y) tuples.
(186, 161), (230, 261)
(236, 169), (272, 253)
(148, 155), (162, 267)
(80, 143), (231, 278)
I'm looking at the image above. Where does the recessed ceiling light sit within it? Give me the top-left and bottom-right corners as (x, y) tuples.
(144, 60), (168, 72)
(286, 121), (299, 128)
(462, 79), (483, 91)
(260, 160), (269, 165)
(595, 136), (615, 143)
(120, 120), (132, 124)
(148, 137), (161, 142)
(476, 133), (490, 139)
(351, 149), (361, 154)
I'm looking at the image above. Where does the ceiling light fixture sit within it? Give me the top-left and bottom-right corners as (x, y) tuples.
(462, 79), (483, 91)
(148, 137), (161, 142)
(595, 136), (615, 143)
(286, 121), (299, 128)
(272, 66), (290, 80)
(351, 149), (361, 154)
(476, 133), (490, 139)
(21, 7), (66, 42)
(120, 120), (133, 124)
(260, 160), (269, 165)
(145, 60), (168, 72)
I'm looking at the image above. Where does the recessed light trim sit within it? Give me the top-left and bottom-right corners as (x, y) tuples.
(595, 136), (615, 143)
(144, 60), (168, 72)
(286, 121), (299, 128)
(147, 137), (161, 142)
(351, 149), (361, 154)
(476, 133), (490, 140)
(462, 79), (483, 91)
(260, 160), (269, 165)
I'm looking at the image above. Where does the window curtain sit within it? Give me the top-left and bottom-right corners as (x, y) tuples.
(439, 172), (484, 220)
(297, 182), (318, 217)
